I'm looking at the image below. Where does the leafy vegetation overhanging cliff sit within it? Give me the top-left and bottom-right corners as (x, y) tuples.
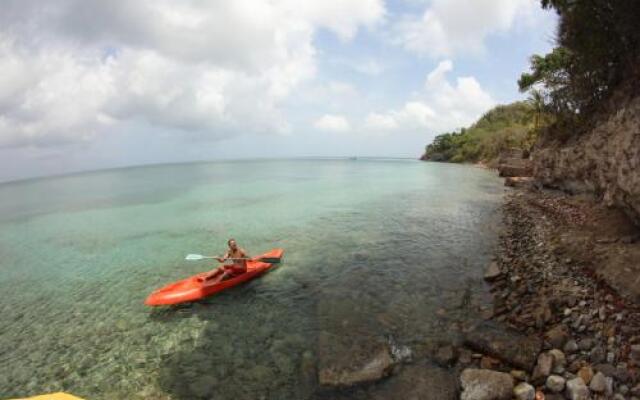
(518, 0), (640, 139)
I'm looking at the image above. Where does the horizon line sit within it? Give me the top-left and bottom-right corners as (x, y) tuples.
(0, 155), (421, 186)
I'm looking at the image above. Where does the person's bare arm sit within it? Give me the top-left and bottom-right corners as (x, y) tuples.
(216, 250), (230, 263)
(240, 248), (250, 259)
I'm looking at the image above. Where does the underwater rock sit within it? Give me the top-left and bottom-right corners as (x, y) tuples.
(316, 294), (395, 387)
(317, 331), (394, 387)
(367, 363), (457, 400)
(434, 344), (458, 367)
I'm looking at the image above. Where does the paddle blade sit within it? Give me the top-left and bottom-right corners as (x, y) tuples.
(185, 254), (204, 261)
(258, 257), (281, 263)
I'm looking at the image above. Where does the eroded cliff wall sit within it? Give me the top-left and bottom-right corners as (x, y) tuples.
(533, 94), (640, 225)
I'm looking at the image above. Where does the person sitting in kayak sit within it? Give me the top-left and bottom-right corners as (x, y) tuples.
(204, 239), (249, 281)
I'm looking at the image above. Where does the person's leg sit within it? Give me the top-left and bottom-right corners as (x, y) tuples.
(221, 266), (244, 280)
(217, 265), (236, 281)
(204, 266), (224, 280)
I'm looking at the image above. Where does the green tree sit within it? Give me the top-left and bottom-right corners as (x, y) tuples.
(519, 0), (640, 133)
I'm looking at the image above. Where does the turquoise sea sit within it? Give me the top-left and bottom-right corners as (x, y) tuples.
(0, 159), (503, 399)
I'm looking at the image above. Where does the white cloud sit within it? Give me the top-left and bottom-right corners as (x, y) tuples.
(394, 0), (536, 57)
(364, 113), (399, 131)
(283, 0), (386, 41)
(314, 114), (351, 132)
(0, 0), (384, 148)
(351, 59), (386, 76)
(326, 82), (360, 98)
(365, 102), (435, 132)
(329, 56), (386, 77)
(0, 39), (115, 148)
(364, 60), (495, 134)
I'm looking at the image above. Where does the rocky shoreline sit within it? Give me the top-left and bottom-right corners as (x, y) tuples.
(316, 183), (640, 399)
(469, 186), (640, 399)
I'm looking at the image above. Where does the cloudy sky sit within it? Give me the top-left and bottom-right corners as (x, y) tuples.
(0, 0), (556, 182)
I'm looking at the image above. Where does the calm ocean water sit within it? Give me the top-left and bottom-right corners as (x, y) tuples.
(0, 159), (503, 399)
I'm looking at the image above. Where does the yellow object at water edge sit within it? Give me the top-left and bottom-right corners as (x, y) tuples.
(10, 393), (84, 400)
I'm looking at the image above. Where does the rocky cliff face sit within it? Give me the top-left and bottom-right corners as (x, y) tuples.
(533, 94), (640, 225)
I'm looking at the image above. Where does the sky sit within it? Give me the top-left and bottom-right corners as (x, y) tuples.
(0, 0), (557, 182)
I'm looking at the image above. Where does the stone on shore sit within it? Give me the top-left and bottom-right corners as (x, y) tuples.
(464, 322), (542, 371)
(545, 325), (570, 349)
(564, 339), (579, 354)
(593, 363), (630, 383)
(546, 375), (566, 393)
(513, 382), (535, 400)
(548, 349), (566, 373)
(566, 377), (591, 400)
(588, 371), (612, 394)
(577, 366), (594, 385)
(484, 262), (502, 281)
(531, 352), (554, 383)
(510, 370), (528, 382)
(504, 177), (533, 188)
(460, 369), (513, 400)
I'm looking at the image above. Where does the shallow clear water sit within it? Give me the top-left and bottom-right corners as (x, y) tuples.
(0, 159), (502, 399)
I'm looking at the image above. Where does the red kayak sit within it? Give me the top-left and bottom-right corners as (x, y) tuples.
(145, 248), (284, 306)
